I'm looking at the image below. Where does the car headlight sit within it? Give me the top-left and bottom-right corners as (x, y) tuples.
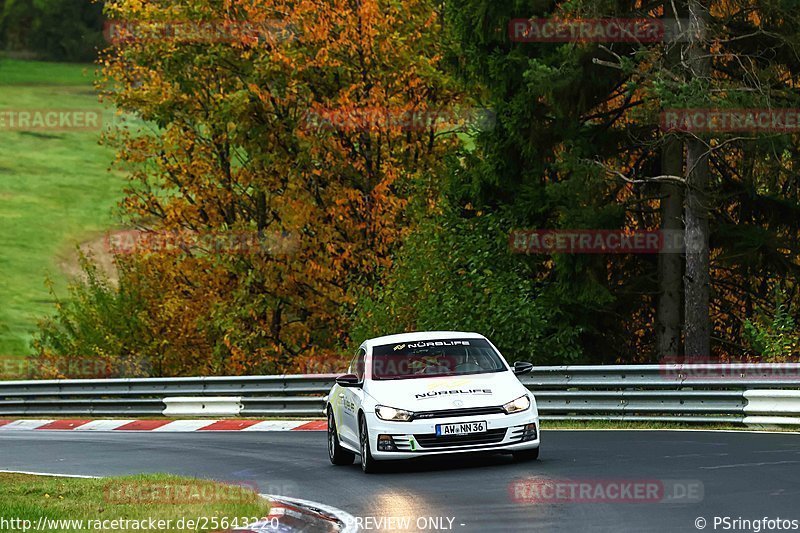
(503, 395), (531, 414)
(375, 405), (414, 422)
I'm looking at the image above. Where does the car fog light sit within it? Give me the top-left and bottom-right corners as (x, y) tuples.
(522, 423), (538, 441)
(377, 434), (397, 451)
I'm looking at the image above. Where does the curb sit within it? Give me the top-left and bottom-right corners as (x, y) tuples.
(0, 419), (327, 432)
(235, 494), (358, 533)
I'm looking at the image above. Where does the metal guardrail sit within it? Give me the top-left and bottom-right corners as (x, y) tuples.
(1, 365), (799, 424)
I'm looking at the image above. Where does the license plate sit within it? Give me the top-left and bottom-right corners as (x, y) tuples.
(436, 421), (487, 436)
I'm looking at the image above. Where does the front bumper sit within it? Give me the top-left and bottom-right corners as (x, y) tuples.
(363, 409), (540, 460)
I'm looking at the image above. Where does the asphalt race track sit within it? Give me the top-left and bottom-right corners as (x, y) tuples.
(1, 430), (798, 532)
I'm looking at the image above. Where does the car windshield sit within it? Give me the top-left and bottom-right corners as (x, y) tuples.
(371, 338), (506, 380)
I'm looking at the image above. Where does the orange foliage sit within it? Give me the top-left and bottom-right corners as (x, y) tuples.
(97, 0), (460, 375)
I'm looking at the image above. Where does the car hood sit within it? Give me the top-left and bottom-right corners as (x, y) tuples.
(365, 371), (528, 412)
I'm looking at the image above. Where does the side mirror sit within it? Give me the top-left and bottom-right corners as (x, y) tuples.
(513, 361), (534, 376)
(336, 374), (361, 387)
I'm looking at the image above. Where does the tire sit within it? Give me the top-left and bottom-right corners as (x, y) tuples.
(513, 447), (540, 462)
(328, 409), (355, 466)
(359, 415), (381, 474)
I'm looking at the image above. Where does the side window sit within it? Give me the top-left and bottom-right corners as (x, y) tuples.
(354, 348), (366, 380)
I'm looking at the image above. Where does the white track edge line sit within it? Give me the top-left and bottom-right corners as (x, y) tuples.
(0, 470), (99, 479)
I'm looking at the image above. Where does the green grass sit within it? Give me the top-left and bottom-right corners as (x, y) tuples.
(0, 473), (270, 532)
(0, 58), (125, 358)
(0, 60), (99, 86)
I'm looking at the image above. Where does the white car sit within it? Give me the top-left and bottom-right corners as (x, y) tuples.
(326, 331), (539, 473)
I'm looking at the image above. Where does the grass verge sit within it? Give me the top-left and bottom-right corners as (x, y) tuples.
(0, 473), (270, 532)
(0, 57), (125, 358)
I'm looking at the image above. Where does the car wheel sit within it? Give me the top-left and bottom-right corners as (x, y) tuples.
(328, 409), (355, 466)
(359, 415), (380, 474)
(513, 447), (540, 462)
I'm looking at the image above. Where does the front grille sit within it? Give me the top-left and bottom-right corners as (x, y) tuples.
(414, 428), (508, 449)
(413, 406), (505, 420)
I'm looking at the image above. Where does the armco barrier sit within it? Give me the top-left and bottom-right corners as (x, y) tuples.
(1, 365), (800, 425)
(742, 390), (800, 426)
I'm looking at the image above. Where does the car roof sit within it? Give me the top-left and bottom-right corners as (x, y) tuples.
(362, 331), (486, 349)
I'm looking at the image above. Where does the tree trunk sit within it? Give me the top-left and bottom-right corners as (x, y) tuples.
(683, 0), (712, 358)
(657, 137), (684, 358)
(684, 139), (710, 358)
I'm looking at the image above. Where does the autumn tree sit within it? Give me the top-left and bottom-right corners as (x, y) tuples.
(37, 0), (462, 376)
